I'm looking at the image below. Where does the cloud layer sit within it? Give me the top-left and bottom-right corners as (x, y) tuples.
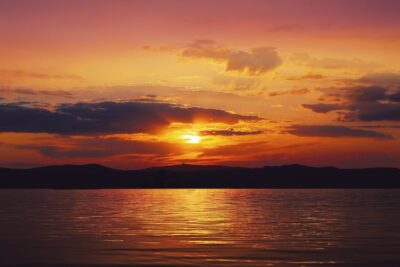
(200, 129), (263, 136)
(291, 53), (381, 71)
(20, 137), (178, 158)
(0, 87), (73, 97)
(0, 101), (259, 135)
(269, 88), (310, 97)
(304, 85), (400, 121)
(286, 125), (392, 140)
(0, 70), (83, 80)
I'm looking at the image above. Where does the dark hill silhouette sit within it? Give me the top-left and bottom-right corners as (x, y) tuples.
(0, 163), (400, 189)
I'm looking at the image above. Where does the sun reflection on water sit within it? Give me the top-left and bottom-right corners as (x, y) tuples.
(1, 189), (398, 266)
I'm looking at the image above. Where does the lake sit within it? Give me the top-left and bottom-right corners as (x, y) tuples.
(0, 189), (400, 266)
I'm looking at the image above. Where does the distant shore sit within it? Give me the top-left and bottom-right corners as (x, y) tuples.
(1, 164), (400, 189)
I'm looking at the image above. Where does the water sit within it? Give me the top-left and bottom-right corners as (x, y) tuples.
(0, 189), (400, 266)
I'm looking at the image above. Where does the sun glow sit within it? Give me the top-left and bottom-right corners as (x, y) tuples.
(181, 134), (202, 144)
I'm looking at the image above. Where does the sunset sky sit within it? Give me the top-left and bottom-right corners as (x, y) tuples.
(1, 0), (400, 169)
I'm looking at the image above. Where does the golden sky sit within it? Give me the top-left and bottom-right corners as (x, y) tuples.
(1, 0), (400, 168)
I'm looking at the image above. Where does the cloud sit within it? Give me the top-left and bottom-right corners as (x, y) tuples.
(182, 40), (282, 75)
(0, 87), (73, 97)
(316, 86), (391, 103)
(357, 103), (400, 121)
(0, 70), (83, 80)
(182, 40), (230, 60)
(356, 72), (400, 87)
(302, 103), (349, 113)
(200, 129), (263, 136)
(358, 125), (400, 129)
(389, 92), (400, 102)
(20, 138), (179, 158)
(337, 72), (400, 88)
(286, 125), (393, 140)
(340, 86), (387, 102)
(79, 85), (272, 115)
(286, 73), (326, 81)
(291, 53), (382, 71)
(269, 88), (310, 97)
(0, 101), (260, 135)
(304, 86), (400, 121)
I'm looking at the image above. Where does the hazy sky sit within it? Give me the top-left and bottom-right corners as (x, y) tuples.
(1, 0), (400, 169)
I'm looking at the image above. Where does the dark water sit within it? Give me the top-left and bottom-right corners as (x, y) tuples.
(0, 189), (400, 266)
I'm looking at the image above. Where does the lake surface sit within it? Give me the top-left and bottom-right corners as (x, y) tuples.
(0, 189), (400, 266)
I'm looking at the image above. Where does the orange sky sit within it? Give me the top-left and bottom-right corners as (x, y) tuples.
(0, 0), (400, 169)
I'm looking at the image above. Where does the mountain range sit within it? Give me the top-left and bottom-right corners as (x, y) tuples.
(1, 164), (400, 189)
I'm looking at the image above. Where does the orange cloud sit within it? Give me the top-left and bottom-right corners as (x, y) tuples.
(0, 70), (83, 81)
(182, 40), (282, 75)
(291, 53), (382, 71)
(269, 88), (311, 97)
(0, 87), (73, 98)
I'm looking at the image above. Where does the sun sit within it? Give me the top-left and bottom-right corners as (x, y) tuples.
(181, 134), (202, 144)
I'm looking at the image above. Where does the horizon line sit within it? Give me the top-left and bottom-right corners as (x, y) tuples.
(2, 162), (399, 171)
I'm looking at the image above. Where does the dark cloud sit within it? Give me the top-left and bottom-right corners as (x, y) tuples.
(269, 88), (310, 97)
(20, 138), (178, 158)
(0, 101), (259, 135)
(286, 125), (393, 140)
(348, 86), (387, 102)
(358, 125), (400, 129)
(200, 129), (263, 136)
(388, 92), (400, 102)
(337, 72), (400, 88)
(304, 86), (400, 121)
(357, 103), (400, 121)
(356, 72), (400, 87)
(312, 86), (391, 103)
(182, 40), (282, 75)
